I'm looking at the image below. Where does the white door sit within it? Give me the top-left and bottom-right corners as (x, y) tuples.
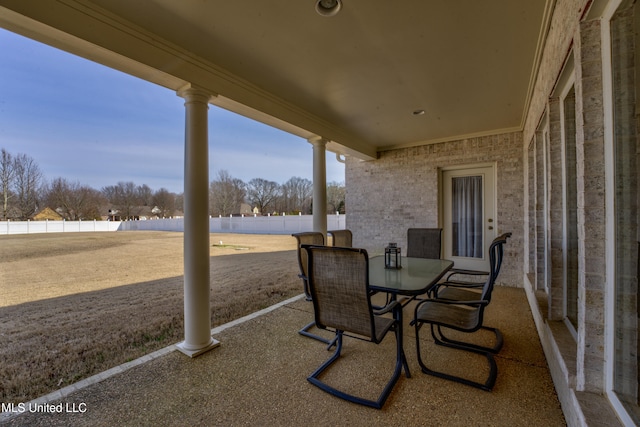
(442, 166), (496, 271)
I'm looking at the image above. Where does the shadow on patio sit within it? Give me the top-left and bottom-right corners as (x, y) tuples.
(2, 286), (565, 427)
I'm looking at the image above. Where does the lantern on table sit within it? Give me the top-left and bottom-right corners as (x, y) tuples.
(384, 243), (402, 269)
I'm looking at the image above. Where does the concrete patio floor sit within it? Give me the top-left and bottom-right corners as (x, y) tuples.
(1, 286), (566, 427)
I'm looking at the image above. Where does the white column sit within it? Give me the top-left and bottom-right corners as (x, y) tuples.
(176, 84), (219, 357)
(309, 137), (328, 238)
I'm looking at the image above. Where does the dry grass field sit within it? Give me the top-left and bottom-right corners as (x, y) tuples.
(0, 231), (302, 403)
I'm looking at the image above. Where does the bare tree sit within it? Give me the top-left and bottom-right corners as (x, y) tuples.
(46, 178), (78, 220)
(210, 170), (246, 216)
(280, 176), (312, 214)
(246, 178), (280, 214)
(45, 178), (106, 220)
(327, 181), (346, 214)
(0, 149), (15, 220)
(12, 153), (43, 220)
(137, 184), (153, 207)
(174, 192), (184, 214)
(152, 188), (177, 218)
(102, 181), (144, 220)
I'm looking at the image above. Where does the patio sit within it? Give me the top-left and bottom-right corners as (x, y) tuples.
(2, 286), (565, 427)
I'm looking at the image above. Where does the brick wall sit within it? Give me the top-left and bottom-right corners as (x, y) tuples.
(346, 131), (523, 287)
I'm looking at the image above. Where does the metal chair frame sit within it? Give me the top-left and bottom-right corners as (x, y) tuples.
(305, 245), (410, 409)
(431, 232), (512, 353)
(412, 234), (509, 391)
(292, 232), (337, 349)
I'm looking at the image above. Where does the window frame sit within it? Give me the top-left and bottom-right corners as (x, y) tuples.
(602, 0), (639, 424)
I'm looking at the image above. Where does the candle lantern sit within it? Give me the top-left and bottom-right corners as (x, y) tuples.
(384, 243), (402, 269)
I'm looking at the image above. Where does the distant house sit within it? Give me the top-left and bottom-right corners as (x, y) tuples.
(32, 207), (63, 221)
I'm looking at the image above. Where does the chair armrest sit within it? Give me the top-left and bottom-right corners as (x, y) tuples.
(415, 297), (488, 310)
(436, 280), (485, 289)
(444, 269), (489, 282)
(431, 280), (484, 298)
(373, 300), (398, 316)
(448, 268), (490, 276)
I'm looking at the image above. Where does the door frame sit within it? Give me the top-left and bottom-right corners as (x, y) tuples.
(439, 163), (497, 271)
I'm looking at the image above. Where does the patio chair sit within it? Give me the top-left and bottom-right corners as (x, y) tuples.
(407, 228), (442, 259)
(304, 245), (411, 409)
(402, 228), (443, 306)
(411, 234), (507, 391)
(328, 229), (352, 247)
(430, 232), (512, 353)
(440, 232), (512, 289)
(292, 232), (336, 348)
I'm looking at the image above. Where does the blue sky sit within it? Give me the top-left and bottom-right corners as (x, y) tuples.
(0, 29), (344, 194)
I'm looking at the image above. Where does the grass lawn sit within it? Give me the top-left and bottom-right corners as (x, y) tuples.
(0, 231), (301, 403)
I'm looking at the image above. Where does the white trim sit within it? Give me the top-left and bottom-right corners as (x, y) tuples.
(601, 0), (617, 398)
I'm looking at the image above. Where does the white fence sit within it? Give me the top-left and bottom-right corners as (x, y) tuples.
(121, 214), (346, 234)
(1, 219), (121, 235)
(1, 214), (346, 235)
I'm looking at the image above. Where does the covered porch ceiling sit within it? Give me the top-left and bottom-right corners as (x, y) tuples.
(0, 0), (554, 160)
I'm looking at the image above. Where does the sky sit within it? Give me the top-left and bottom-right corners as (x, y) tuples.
(0, 28), (345, 194)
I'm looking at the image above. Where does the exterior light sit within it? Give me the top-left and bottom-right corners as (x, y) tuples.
(384, 243), (402, 269)
(316, 0), (342, 17)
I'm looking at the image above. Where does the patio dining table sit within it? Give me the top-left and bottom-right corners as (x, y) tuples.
(367, 256), (454, 378)
(368, 256), (454, 297)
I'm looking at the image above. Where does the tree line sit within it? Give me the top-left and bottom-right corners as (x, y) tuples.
(0, 148), (345, 221)
(209, 170), (345, 217)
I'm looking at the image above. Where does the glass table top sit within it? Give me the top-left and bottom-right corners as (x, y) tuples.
(368, 256), (453, 295)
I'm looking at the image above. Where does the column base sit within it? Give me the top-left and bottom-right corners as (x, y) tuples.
(176, 338), (220, 358)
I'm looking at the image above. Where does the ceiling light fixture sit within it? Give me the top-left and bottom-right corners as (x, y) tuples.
(413, 109), (425, 116)
(315, 0), (342, 17)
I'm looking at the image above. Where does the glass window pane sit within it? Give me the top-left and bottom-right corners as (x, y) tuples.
(564, 85), (579, 331)
(451, 175), (483, 258)
(611, 1), (640, 421)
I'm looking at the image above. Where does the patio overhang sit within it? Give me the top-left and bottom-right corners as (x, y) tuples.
(0, 0), (554, 160)
(0, 0), (554, 360)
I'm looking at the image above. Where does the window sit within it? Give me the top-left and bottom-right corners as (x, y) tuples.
(608, 0), (640, 422)
(561, 84), (579, 333)
(451, 175), (483, 258)
(535, 116), (551, 293)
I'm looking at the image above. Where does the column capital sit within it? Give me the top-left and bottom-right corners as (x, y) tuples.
(177, 83), (217, 104)
(307, 136), (329, 147)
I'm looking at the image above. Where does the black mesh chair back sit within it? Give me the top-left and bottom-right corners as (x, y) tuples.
(291, 232), (333, 347)
(328, 229), (353, 248)
(308, 246), (375, 338)
(407, 228), (442, 259)
(479, 233), (507, 302)
(492, 232), (512, 282)
(292, 232), (324, 300)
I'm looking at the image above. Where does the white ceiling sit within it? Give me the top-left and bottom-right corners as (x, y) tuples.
(0, 0), (553, 159)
